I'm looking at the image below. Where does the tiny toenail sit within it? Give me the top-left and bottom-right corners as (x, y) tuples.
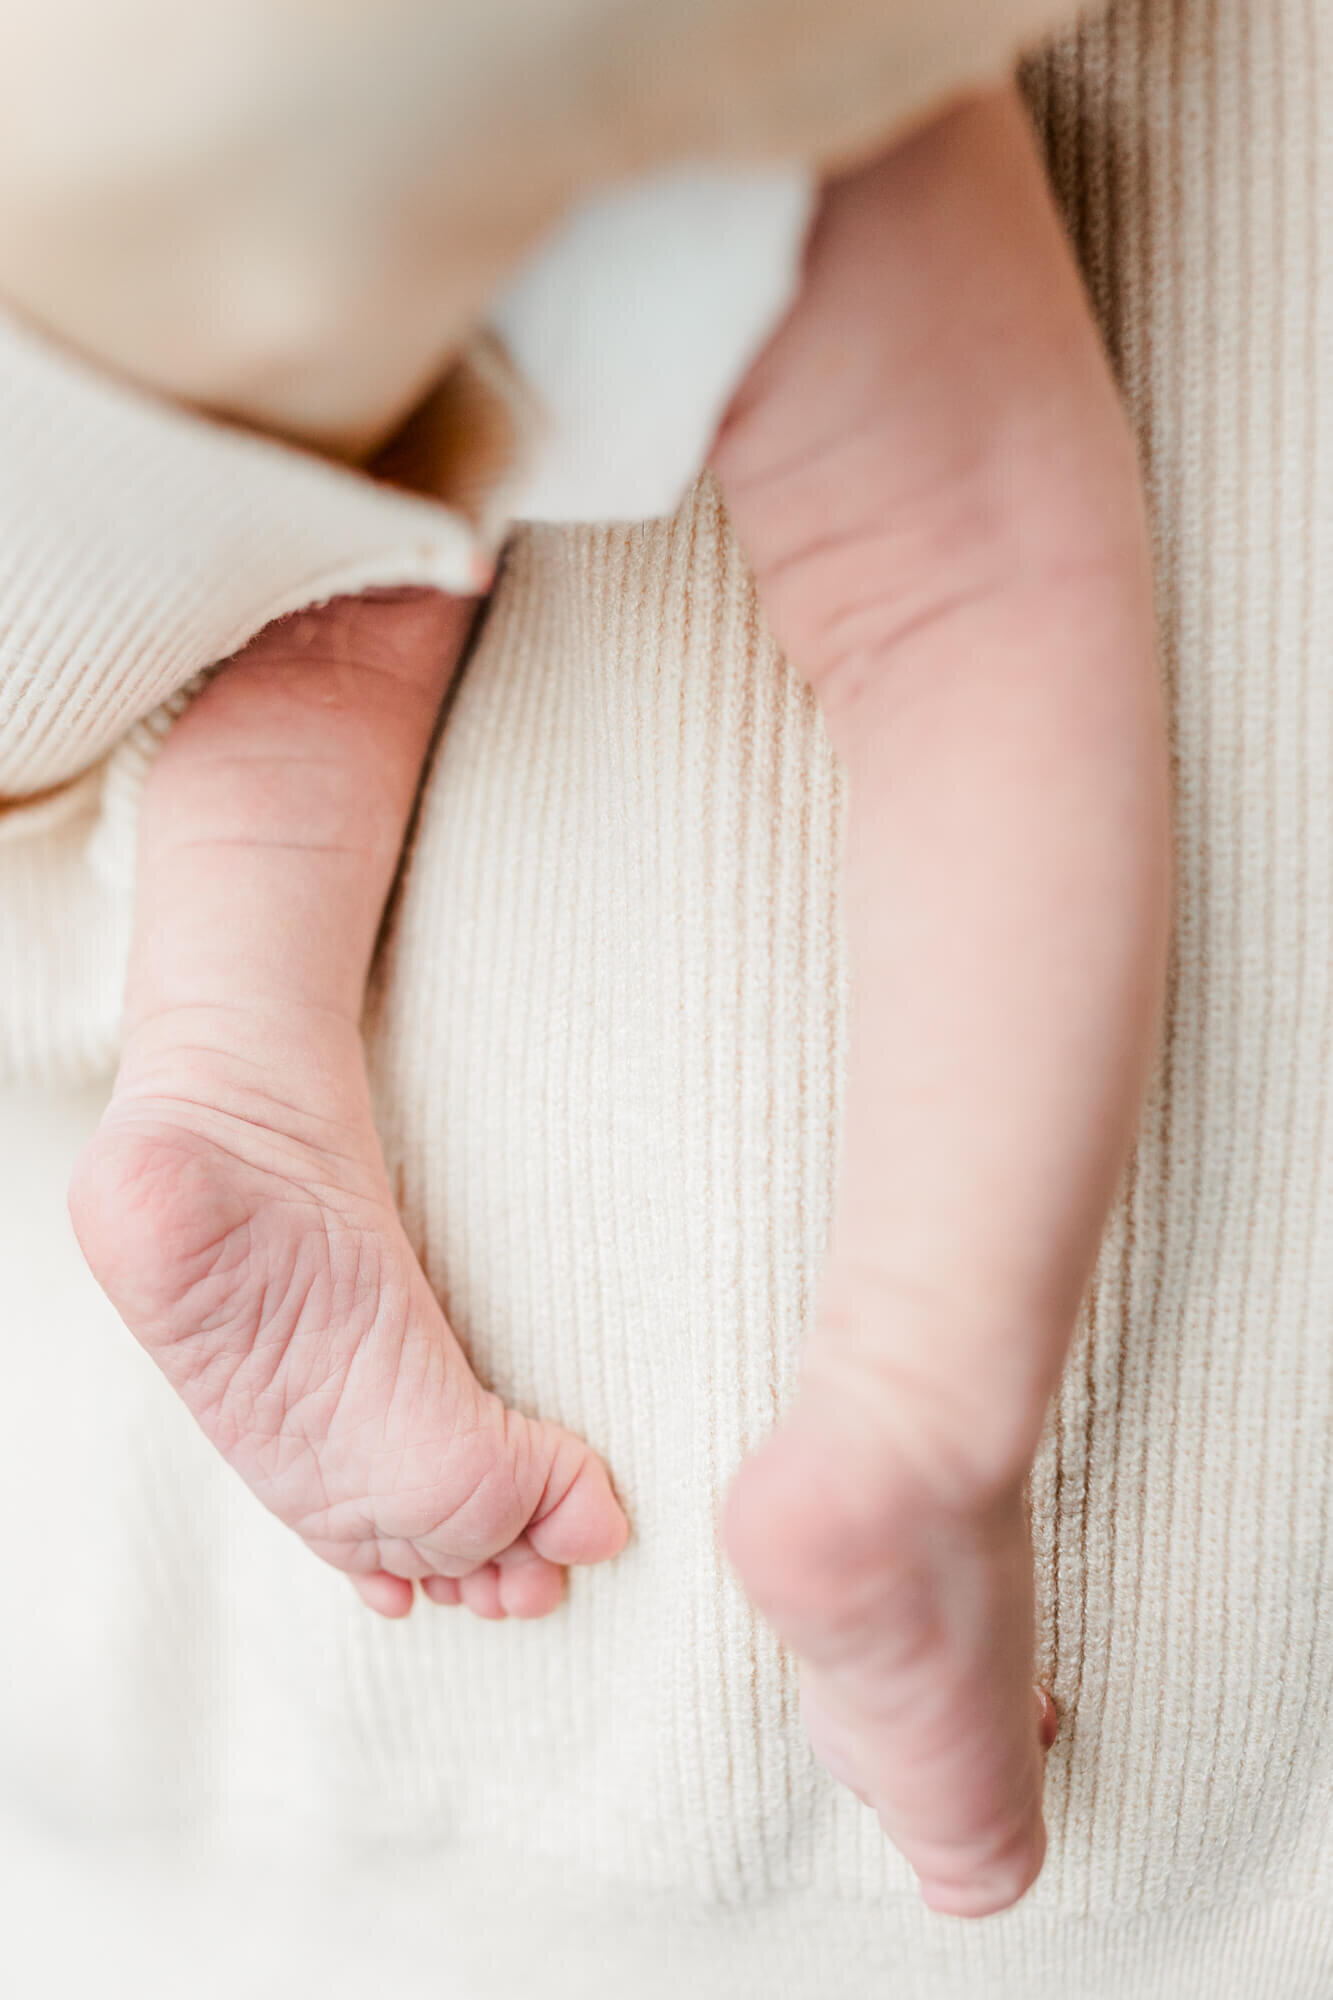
(1035, 1686), (1059, 1750)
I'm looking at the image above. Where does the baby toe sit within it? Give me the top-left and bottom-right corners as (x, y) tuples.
(458, 1564), (506, 1620)
(525, 1429), (629, 1569)
(493, 1536), (566, 1619)
(352, 1572), (415, 1619)
(422, 1576), (462, 1607)
(1036, 1685), (1059, 1751)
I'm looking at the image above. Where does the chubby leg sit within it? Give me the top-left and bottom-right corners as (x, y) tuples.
(711, 91), (1168, 1910)
(70, 591), (628, 1619)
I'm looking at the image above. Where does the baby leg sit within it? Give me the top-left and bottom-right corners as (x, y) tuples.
(712, 90), (1169, 1910)
(70, 590), (628, 1618)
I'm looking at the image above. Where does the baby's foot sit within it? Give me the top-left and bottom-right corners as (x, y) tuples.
(724, 1393), (1057, 1915)
(70, 1015), (628, 1618)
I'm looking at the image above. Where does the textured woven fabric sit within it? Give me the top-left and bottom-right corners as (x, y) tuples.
(1, 2), (1331, 1994)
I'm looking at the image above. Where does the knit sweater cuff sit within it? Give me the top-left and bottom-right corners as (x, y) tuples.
(0, 308), (487, 1083)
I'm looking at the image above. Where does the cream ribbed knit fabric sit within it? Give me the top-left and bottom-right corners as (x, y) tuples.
(1, 2), (1331, 1995)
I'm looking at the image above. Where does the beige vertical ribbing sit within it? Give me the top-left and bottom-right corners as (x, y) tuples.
(1025, 0), (1333, 1920)
(365, 480), (866, 1894)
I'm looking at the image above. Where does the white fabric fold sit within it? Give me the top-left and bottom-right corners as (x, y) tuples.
(493, 163), (814, 523)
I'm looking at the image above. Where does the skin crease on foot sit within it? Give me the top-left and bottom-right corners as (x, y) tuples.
(67, 85), (1166, 1917)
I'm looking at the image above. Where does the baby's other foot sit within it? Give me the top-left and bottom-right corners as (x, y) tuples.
(724, 1393), (1055, 1916)
(69, 1021), (628, 1616)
